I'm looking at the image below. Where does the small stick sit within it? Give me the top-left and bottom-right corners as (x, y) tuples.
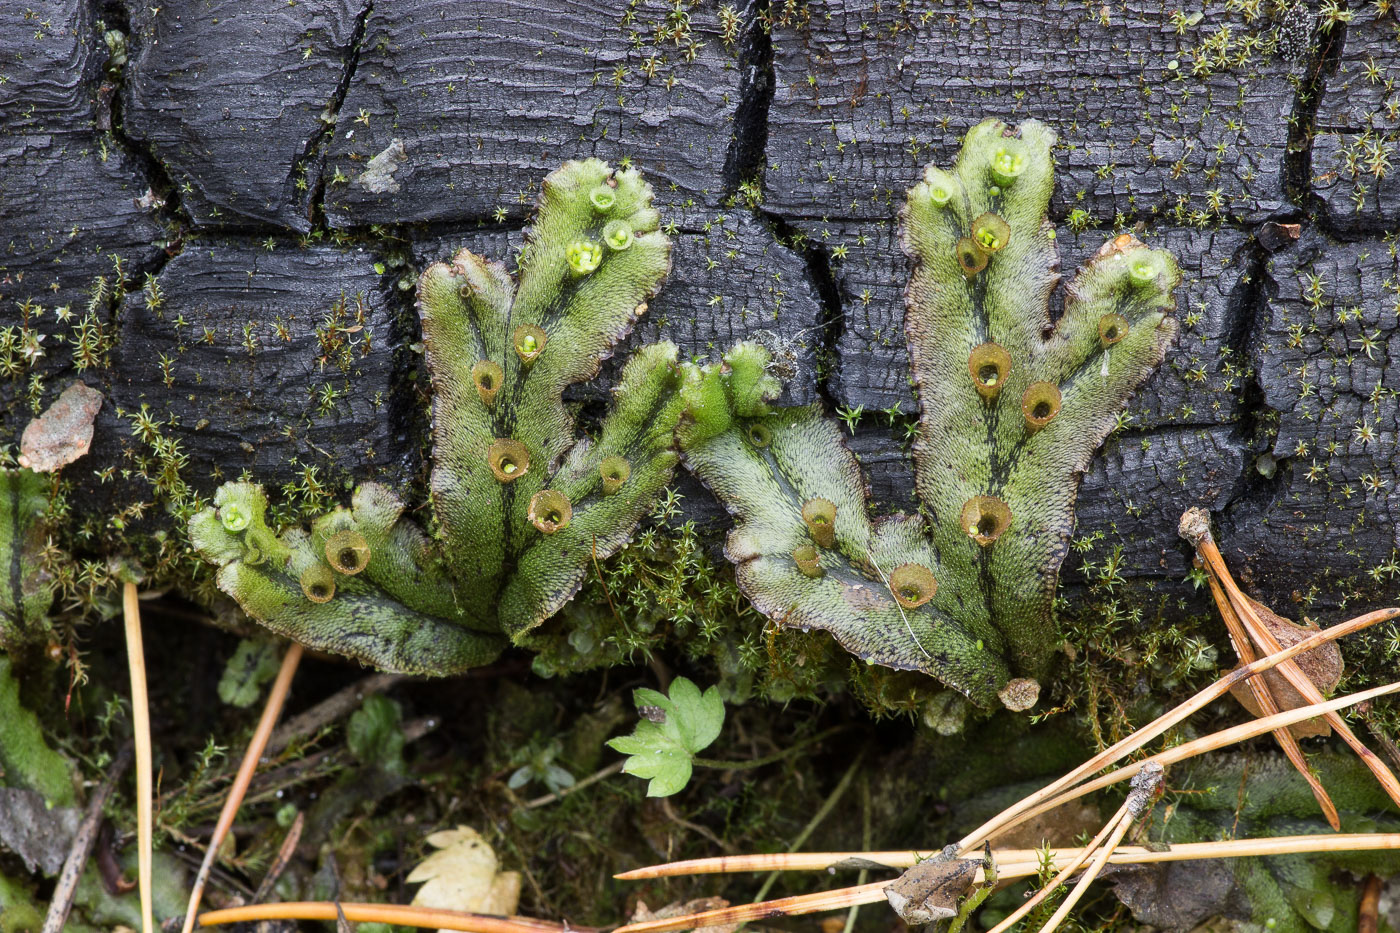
(614, 881), (892, 933)
(267, 671), (408, 755)
(1204, 572), (1340, 829)
(628, 833), (1400, 882)
(1005, 679), (1400, 837)
(620, 681), (1400, 887)
(1032, 804), (1134, 933)
(616, 850), (944, 879)
(43, 745), (133, 933)
(123, 581), (156, 933)
(984, 800), (1130, 933)
(613, 834), (1400, 933)
(251, 810), (304, 904)
(180, 641), (304, 933)
(1190, 523), (1400, 810)
(1032, 764), (1161, 933)
(197, 902), (593, 932)
(1359, 873), (1382, 933)
(523, 760), (624, 809)
(953, 607), (1397, 853)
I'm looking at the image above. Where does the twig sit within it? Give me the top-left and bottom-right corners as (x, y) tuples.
(1032, 766), (1160, 933)
(267, 671), (408, 755)
(1359, 873), (1382, 933)
(984, 800), (1130, 933)
(690, 725), (851, 771)
(614, 881), (892, 933)
(616, 850), (939, 880)
(619, 681), (1400, 886)
(1032, 803), (1135, 933)
(953, 607), (1398, 853)
(523, 760), (624, 809)
(180, 641), (304, 933)
(1204, 571), (1340, 829)
(42, 745), (133, 933)
(123, 580), (156, 933)
(660, 796), (733, 852)
(197, 902), (595, 932)
(1191, 524), (1400, 810)
(998, 679), (1400, 841)
(612, 834), (1400, 933)
(252, 810), (304, 903)
(621, 833), (1400, 884)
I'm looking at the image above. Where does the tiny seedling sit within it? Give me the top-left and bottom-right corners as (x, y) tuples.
(607, 676), (725, 797)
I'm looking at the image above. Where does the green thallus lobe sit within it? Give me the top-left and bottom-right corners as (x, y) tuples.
(678, 118), (1179, 708)
(188, 126), (1177, 706)
(190, 159), (685, 674)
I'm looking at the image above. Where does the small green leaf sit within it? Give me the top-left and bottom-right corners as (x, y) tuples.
(346, 694), (405, 775)
(606, 676), (725, 797)
(216, 639), (281, 708)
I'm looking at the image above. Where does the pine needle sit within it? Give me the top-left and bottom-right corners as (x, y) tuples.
(180, 641), (304, 933)
(197, 902), (589, 932)
(122, 581), (155, 933)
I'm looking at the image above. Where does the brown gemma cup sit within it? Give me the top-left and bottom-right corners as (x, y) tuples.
(600, 456), (631, 495)
(746, 421), (773, 448)
(968, 343), (1012, 400)
(300, 564), (336, 603)
(889, 563), (938, 609)
(488, 439), (530, 483)
(955, 236), (989, 277)
(528, 490), (573, 534)
(1021, 381), (1062, 432)
(513, 324), (547, 363)
(792, 544), (823, 578)
(325, 529), (371, 575)
(961, 495), (1012, 547)
(802, 498), (837, 548)
(1098, 313), (1129, 347)
(472, 360), (504, 406)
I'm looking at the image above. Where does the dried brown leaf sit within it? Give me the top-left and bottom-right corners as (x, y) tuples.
(1227, 594), (1343, 740)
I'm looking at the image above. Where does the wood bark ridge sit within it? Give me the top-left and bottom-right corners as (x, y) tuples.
(1, 0), (1396, 617)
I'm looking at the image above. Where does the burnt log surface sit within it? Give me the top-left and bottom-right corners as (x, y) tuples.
(2, 0), (1398, 618)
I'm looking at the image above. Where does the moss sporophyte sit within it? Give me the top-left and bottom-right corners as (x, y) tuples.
(189, 122), (1178, 709)
(677, 120), (1179, 710)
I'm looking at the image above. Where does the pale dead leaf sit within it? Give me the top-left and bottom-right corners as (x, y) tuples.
(408, 826), (521, 932)
(629, 897), (735, 933)
(18, 381), (103, 472)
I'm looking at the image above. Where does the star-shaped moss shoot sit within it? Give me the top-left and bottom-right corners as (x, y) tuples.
(190, 160), (686, 674)
(680, 120), (1179, 708)
(0, 468), (56, 653)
